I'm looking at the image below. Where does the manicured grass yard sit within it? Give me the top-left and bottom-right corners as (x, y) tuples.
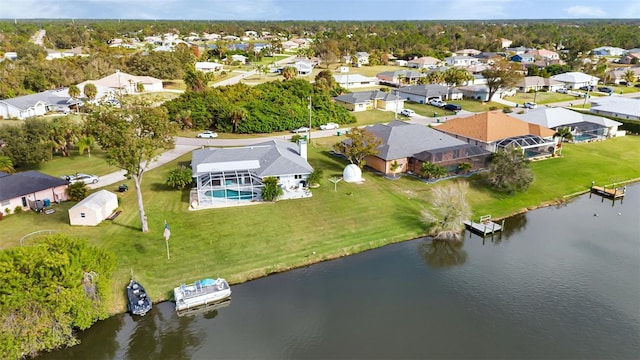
(352, 109), (397, 125)
(1, 135), (639, 314)
(504, 91), (577, 105)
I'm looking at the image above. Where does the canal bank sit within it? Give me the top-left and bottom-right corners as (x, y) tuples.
(39, 183), (640, 359)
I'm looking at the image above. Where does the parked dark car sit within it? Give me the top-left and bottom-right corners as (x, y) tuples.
(579, 85), (595, 91)
(598, 86), (613, 93)
(443, 104), (462, 111)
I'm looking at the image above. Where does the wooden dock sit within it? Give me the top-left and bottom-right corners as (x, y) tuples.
(464, 215), (504, 237)
(590, 182), (626, 199)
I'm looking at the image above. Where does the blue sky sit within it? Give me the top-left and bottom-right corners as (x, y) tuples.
(1, 0), (639, 20)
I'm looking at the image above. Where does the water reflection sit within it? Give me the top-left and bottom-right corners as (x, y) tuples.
(419, 237), (467, 268)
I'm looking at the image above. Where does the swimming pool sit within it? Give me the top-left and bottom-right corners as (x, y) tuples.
(205, 189), (255, 200)
(573, 134), (596, 142)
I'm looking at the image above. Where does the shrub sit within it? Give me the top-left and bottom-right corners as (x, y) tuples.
(261, 176), (283, 201)
(166, 166), (193, 190)
(291, 134), (303, 143)
(306, 168), (323, 186)
(66, 182), (89, 201)
(502, 106), (513, 113)
(13, 206), (23, 214)
(4, 208), (10, 215)
(488, 106), (498, 111)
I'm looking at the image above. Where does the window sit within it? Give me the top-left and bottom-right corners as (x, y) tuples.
(21, 197), (27, 207)
(295, 175), (302, 179)
(1, 200), (9, 207)
(81, 213), (86, 218)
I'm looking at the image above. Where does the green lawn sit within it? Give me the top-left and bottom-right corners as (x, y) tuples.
(351, 109), (397, 125)
(21, 147), (120, 178)
(405, 103), (455, 117)
(504, 91), (577, 105)
(1, 135), (639, 314)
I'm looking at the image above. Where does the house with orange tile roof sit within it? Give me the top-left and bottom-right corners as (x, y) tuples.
(433, 111), (558, 158)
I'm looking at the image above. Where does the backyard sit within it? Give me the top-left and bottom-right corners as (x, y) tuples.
(1, 135), (639, 315)
(504, 91), (577, 105)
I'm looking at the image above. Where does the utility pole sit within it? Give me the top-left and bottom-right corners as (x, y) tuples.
(395, 90), (399, 120)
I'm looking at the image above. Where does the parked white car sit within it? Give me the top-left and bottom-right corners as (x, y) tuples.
(320, 123), (339, 130)
(291, 126), (310, 133)
(62, 173), (99, 184)
(428, 98), (446, 108)
(523, 102), (537, 109)
(556, 88), (568, 94)
(400, 109), (415, 117)
(196, 131), (218, 138)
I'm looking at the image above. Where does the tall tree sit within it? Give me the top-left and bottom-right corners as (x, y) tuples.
(228, 106), (248, 133)
(0, 118), (51, 167)
(443, 67), (473, 87)
(486, 147), (534, 194)
(333, 127), (382, 169)
(0, 156), (15, 173)
(76, 136), (95, 157)
(68, 84), (81, 99)
(183, 63), (210, 92)
(49, 116), (79, 157)
(623, 70), (636, 85)
(481, 59), (524, 101)
(86, 98), (177, 232)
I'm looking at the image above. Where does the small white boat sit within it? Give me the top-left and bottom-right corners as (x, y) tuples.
(174, 278), (231, 311)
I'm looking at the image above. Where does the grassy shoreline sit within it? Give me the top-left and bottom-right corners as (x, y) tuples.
(1, 136), (639, 315)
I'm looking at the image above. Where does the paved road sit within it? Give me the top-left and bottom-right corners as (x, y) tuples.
(213, 55), (296, 87)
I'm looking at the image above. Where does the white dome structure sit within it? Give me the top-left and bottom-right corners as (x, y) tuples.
(343, 164), (363, 183)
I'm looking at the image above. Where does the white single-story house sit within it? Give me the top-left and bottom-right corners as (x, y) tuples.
(68, 190), (118, 226)
(589, 97), (640, 121)
(511, 107), (623, 142)
(397, 84), (463, 104)
(230, 54), (247, 64)
(457, 85), (516, 102)
(444, 55), (479, 67)
(0, 171), (69, 215)
(516, 76), (566, 93)
(407, 56), (441, 69)
(77, 71), (163, 99)
(0, 89), (79, 119)
(376, 70), (425, 86)
(333, 74), (378, 89)
(195, 61), (224, 73)
(334, 90), (405, 112)
(293, 60), (314, 76)
(550, 72), (599, 89)
(190, 140), (313, 208)
(591, 46), (627, 57)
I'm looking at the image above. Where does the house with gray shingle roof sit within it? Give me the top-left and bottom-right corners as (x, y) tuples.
(511, 107), (622, 142)
(334, 90), (406, 112)
(190, 140), (313, 208)
(376, 70), (425, 86)
(0, 89), (78, 120)
(396, 84), (463, 103)
(356, 121), (490, 176)
(0, 171), (69, 215)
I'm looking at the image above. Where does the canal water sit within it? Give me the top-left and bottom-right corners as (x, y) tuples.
(41, 184), (639, 359)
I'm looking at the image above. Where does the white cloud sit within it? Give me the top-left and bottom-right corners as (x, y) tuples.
(564, 5), (607, 17)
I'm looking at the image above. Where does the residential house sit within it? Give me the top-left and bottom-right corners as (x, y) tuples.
(77, 71), (164, 100)
(396, 84), (463, 104)
(433, 111), (556, 157)
(456, 85), (515, 102)
(333, 74), (378, 89)
(356, 121), (491, 175)
(604, 66), (640, 84)
(68, 190), (118, 226)
(395, 59), (408, 67)
(516, 76), (565, 93)
(499, 38), (513, 49)
(0, 89), (78, 119)
(474, 52), (503, 65)
(376, 70), (425, 86)
(3, 52), (18, 61)
(0, 171), (69, 215)
(45, 47), (88, 61)
(533, 49), (560, 61)
(195, 61), (224, 73)
(511, 52), (536, 63)
(506, 46), (534, 55)
(334, 90), (405, 112)
(618, 53), (640, 65)
(221, 35), (239, 41)
(281, 40), (299, 51)
(344, 52), (370, 66)
(444, 55), (479, 67)
(190, 140), (313, 208)
(407, 56), (441, 69)
(455, 49), (481, 57)
(550, 72), (599, 89)
(229, 54), (247, 64)
(512, 107), (622, 142)
(293, 60), (314, 76)
(589, 97), (640, 121)
(591, 46), (627, 57)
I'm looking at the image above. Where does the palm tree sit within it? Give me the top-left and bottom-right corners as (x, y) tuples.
(390, 160), (402, 178)
(228, 107), (248, 133)
(623, 70), (636, 86)
(84, 83), (97, 101)
(77, 136), (95, 157)
(426, 71), (445, 84)
(256, 64), (266, 79)
(420, 161), (447, 179)
(68, 85), (81, 113)
(457, 162), (472, 174)
(282, 66), (297, 80)
(554, 127), (573, 143)
(0, 156), (15, 173)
